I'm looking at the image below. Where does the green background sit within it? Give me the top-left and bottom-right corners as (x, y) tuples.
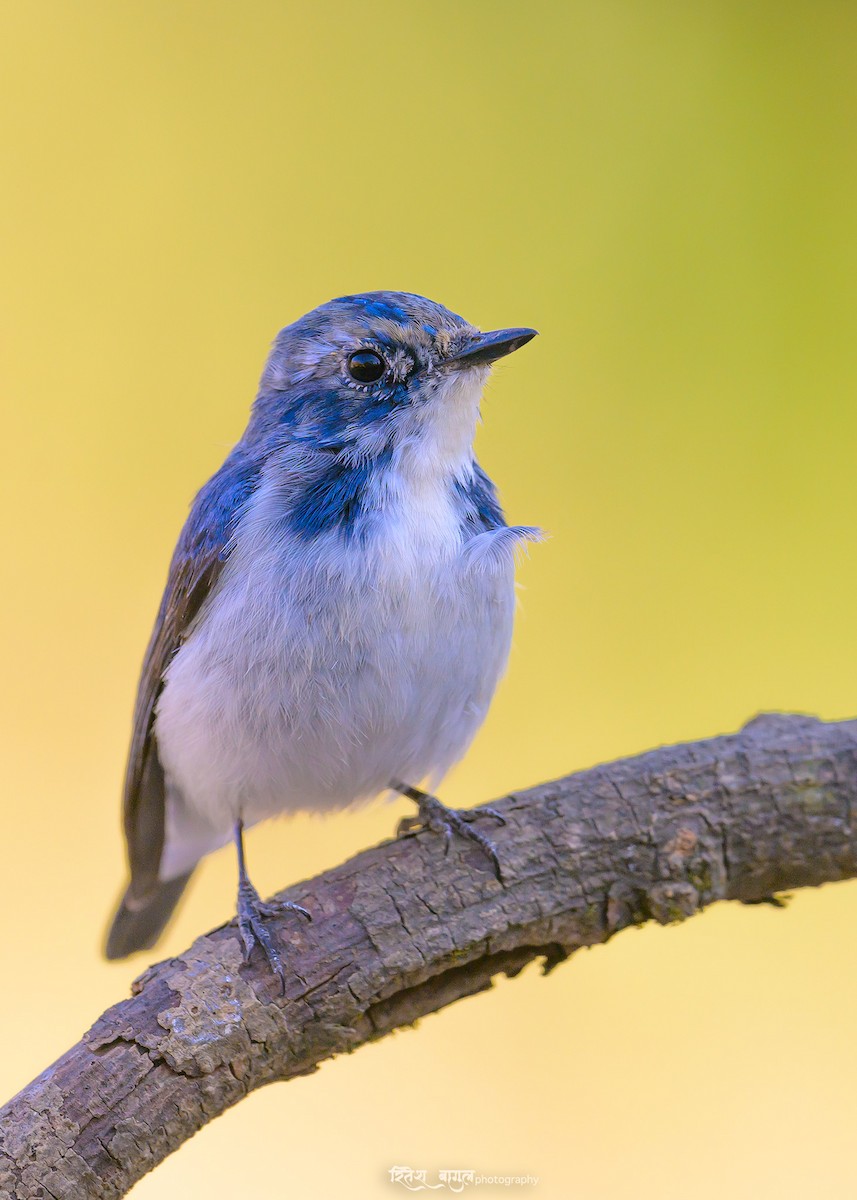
(2, 3), (857, 1197)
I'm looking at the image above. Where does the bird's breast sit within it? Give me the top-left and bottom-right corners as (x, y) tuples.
(154, 461), (525, 824)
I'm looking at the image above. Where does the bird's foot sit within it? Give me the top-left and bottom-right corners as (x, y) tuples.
(236, 877), (311, 994)
(395, 787), (506, 882)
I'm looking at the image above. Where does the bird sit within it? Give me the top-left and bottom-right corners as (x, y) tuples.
(105, 291), (539, 988)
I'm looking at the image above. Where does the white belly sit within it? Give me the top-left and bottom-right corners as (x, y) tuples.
(154, 471), (529, 878)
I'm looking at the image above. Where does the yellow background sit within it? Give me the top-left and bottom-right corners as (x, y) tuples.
(2, 3), (857, 1197)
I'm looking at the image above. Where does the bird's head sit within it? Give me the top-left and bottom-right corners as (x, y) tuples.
(248, 292), (536, 474)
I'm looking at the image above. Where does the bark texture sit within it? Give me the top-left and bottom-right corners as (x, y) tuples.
(3, 712), (857, 1198)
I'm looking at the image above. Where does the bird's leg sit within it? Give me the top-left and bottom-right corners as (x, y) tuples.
(390, 780), (506, 882)
(234, 818), (311, 993)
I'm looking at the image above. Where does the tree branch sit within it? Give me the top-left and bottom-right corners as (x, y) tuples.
(3, 712), (857, 1198)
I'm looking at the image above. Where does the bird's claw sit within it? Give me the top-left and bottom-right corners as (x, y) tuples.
(461, 804), (506, 828)
(254, 895), (312, 922)
(397, 792), (505, 882)
(236, 879), (311, 994)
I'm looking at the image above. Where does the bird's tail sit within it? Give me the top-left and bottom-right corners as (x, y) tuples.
(105, 871), (194, 959)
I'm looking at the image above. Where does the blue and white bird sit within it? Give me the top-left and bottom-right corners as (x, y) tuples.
(106, 291), (539, 986)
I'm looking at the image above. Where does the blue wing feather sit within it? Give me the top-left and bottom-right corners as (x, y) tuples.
(122, 445), (260, 894)
(455, 462), (506, 532)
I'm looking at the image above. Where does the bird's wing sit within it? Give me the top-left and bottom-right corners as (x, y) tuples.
(122, 447), (260, 898)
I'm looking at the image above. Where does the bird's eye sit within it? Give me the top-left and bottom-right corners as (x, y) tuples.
(347, 350), (386, 383)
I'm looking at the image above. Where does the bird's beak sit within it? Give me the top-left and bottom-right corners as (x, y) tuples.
(442, 327), (538, 369)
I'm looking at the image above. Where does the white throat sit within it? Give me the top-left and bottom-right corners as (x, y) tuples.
(396, 364), (489, 483)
